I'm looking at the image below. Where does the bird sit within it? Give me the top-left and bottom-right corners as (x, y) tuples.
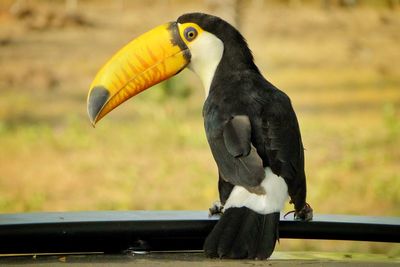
(87, 12), (313, 260)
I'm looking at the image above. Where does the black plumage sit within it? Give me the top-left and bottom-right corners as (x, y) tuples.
(86, 11), (312, 259)
(178, 13), (312, 259)
(204, 207), (280, 259)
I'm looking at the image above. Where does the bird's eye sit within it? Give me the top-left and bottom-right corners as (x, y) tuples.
(184, 27), (198, 42)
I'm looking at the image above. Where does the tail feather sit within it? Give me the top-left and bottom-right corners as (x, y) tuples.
(216, 208), (246, 258)
(204, 207), (280, 259)
(228, 208), (258, 258)
(254, 212), (279, 259)
(203, 208), (235, 258)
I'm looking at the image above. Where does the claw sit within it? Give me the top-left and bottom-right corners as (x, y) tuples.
(295, 203), (313, 221)
(283, 210), (295, 219)
(209, 201), (224, 217)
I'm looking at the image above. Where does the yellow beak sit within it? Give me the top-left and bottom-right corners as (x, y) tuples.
(87, 22), (190, 125)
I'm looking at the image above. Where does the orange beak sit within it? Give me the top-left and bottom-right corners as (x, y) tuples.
(87, 22), (190, 125)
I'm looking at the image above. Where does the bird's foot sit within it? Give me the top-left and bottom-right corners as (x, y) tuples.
(209, 201), (224, 217)
(294, 203), (313, 221)
(284, 203), (313, 221)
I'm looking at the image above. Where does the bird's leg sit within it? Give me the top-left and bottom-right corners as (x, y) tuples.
(209, 201), (224, 216)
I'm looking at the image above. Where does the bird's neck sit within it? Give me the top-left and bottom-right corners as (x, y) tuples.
(188, 33), (260, 99)
(187, 32), (224, 98)
(206, 48), (261, 96)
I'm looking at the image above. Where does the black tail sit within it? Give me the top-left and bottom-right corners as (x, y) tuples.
(204, 207), (279, 259)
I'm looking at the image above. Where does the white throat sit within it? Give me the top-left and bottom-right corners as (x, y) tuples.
(187, 31), (224, 98)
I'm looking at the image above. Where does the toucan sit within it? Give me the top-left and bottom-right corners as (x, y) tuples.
(87, 13), (313, 259)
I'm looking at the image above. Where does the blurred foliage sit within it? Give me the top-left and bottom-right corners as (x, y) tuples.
(383, 103), (400, 142)
(0, 0), (399, 256)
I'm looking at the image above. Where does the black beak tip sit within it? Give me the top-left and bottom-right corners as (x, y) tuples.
(87, 86), (110, 125)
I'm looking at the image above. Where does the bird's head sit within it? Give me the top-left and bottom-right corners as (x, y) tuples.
(87, 13), (253, 125)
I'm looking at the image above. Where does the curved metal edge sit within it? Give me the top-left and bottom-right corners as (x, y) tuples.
(0, 211), (399, 254)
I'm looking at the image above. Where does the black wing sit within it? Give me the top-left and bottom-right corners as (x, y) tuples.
(259, 93), (307, 212)
(211, 115), (265, 194)
(223, 115), (251, 157)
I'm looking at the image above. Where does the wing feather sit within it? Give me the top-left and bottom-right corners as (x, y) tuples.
(211, 115), (265, 192)
(259, 95), (307, 210)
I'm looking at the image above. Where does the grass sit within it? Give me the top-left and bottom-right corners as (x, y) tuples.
(0, 0), (399, 256)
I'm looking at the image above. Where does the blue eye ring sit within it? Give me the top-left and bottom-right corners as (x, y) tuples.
(184, 27), (198, 41)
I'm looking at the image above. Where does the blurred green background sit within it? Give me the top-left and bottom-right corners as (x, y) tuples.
(0, 0), (399, 256)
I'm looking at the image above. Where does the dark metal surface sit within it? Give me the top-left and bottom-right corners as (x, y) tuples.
(1, 252), (399, 266)
(0, 211), (399, 254)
